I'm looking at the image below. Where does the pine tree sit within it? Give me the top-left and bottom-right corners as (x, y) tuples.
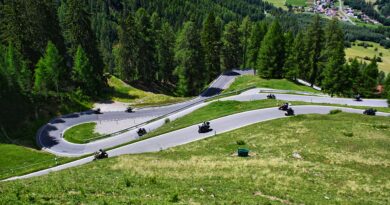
(361, 58), (379, 96)
(201, 12), (221, 82)
(321, 19), (348, 96)
(115, 13), (138, 81)
(349, 58), (364, 94)
(256, 19), (285, 79)
(33, 41), (64, 95)
(240, 16), (251, 68)
(305, 15), (324, 86)
(157, 22), (176, 83)
(282, 31), (297, 80)
(222, 21), (242, 70)
(174, 21), (205, 96)
(247, 21), (267, 68)
(61, 0), (103, 90)
(72, 45), (95, 95)
(135, 8), (157, 81)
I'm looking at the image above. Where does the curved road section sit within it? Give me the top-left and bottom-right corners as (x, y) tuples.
(6, 105), (389, 181)
(37, 70), (254, 156)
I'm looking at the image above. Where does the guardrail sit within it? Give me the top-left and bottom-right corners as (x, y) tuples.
(82, 86), (257, 143)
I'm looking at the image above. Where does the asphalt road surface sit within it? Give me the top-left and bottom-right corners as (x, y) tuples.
(37, 70), (254, 157)
(5, 105), (389, 181)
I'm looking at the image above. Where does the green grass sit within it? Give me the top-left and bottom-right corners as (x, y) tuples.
(106, 76), (188, 107)
(265, 0), (287, 9)
(63, 122), (101, 144)
(224, 75), (321, 93)
(286, 0), (306, 6)
(1, 113), (389, 204)
(0, 144), (74, 180)
(346, 40), (390, 73)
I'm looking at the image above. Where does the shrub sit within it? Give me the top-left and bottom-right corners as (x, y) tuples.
(376, 56), (382, 62)
(170, 193), (180, 203)
(329, 109), (342, 115)
(164, 118), (170, 124)
(343, 132), (353, 137)
(236, 140), (246, 145)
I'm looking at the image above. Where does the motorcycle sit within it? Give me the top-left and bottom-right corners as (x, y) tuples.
(126, 107), (134, 113)
(198, 121), (212, 133)
(267, 94), (276, 99)
(94, 149), (108, 160)
(93, 108), (102, 114)
(354, 94), (362, 102)
(285, 108), (295, 116)
(363, 108), (376, 116)
(137, 128), (147, 136)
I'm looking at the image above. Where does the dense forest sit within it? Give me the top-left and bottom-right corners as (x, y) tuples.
(0, 0), (389, 146)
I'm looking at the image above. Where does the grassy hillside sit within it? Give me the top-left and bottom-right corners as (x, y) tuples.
(346, 40), (390, 73)
(224, 75), (321, 93)
(1, 112), (389, 204)
(105, 76), (188, 107)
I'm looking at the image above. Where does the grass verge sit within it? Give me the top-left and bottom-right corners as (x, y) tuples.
(224, 75), (321, 94)
(1, 113), (389, 204)
(105, 76), (188, 107)
(63, 122), (101, 144)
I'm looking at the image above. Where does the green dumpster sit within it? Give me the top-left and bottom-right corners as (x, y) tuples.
(238, 148), (249, 157)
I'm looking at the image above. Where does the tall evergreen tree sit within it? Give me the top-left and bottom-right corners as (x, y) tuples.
(135, 8), (157, 81)
(361, 58), (379, 96)
(201, 12), (221, 82)
(321, 19), (348, 96)
(115, 13), (138, 81)
(256, 19), (285, 79)
(222, 21), (242, 70)
(33, 41), (64, 95)
(384, 73), (390, 102)
(247, 21), (267, 68)
(305, 15), (324, 86)
(174, 21), (205, 96)
(72, 45), (95, 95)
(157, 22), (176, 83)
(240, 16), (251, 68)
(282, 31), (296, 80)
(61, 0), (103, 90)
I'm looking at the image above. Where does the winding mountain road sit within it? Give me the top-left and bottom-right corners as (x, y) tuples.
(5, 105), (389, 181)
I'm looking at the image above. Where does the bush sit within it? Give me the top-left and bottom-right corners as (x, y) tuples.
(376, 56), (382, 62)
(236, 140), (246, 145)
(170, 193), (180, 203)
(329, 109), (342, 115)
(164, 118), (170, 124)
(342, 131), (353, 137)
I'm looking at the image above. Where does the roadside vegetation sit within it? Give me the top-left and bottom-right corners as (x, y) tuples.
(224, 75), (321, 93)
(1, 113), (389, 204)
(104, 76), (188, 107)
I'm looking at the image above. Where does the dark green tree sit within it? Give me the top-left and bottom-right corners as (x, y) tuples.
(305, 15), (324, 86)
(240, 16), (252, 68)
(135, 8), (157, 81)
(33, 41), (64, 95)
(156, 21), (176, 83)
(361, 58), (379, 96)
(115, 13), (138, 81)
(222, 21), (242, 70)
(282, 31), (297, 80)
(384, 73), (390, 103)
(256, 19), (285, 78)
(201, 12), (222, 82)
(174, 21), (205, 96)
(247, 21), (267, 68)
(61, 0), (103, 90)
(72, 45), (96, 95)
(321, 19), (348, 96)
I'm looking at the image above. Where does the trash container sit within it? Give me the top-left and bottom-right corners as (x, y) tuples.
(238, 148), (249, 157)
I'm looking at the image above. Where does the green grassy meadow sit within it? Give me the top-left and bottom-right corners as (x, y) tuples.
(346, 41), (390, 73)
(106, 76), (188, 107)
(224, 75), (321, 93)
(1, 112), (389, 204)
